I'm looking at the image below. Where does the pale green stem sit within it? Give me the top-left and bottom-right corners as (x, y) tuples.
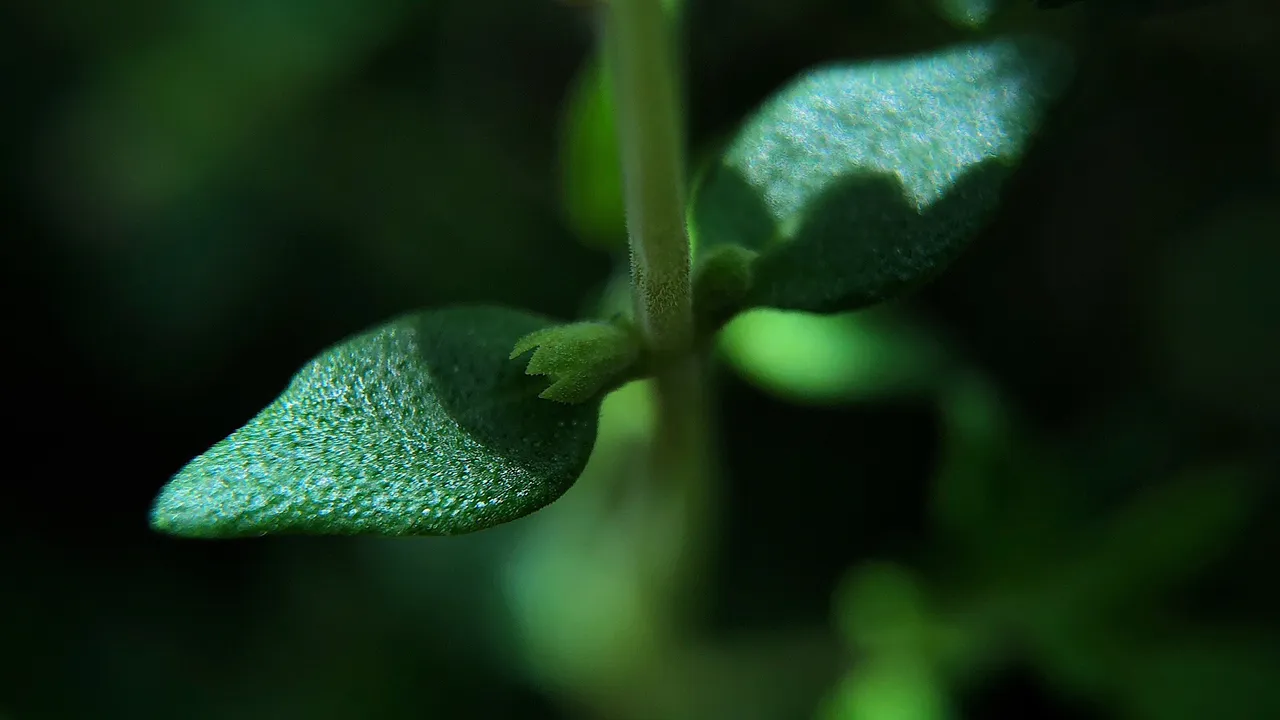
(601, 0), (710, 527)
(603, 0), (692, 357)
(599, 0), (717, 680)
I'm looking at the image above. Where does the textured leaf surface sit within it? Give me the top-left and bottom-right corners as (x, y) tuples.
(691, 37), (1072, 313)
(151, 306), (600, 538)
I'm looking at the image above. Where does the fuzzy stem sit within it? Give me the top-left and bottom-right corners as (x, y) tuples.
(572, 5), (720, 716)
(602, 0), (717, 674)
(603, 0), (692, 358)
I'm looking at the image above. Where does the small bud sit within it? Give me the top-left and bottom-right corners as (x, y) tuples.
(693, 245), (758, 337)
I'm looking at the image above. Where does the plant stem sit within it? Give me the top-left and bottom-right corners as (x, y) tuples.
(603, 0), (692, 358)
(601, 0), (715, 650)
(603, 0), (710, 518)
(568, 7), (717, 716)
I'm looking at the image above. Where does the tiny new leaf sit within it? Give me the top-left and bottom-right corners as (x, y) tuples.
(693, 244), (758, 335)
(509, 319), (643, 404)
(151, 306), (601, 538)
(691, 37), (1073, 314)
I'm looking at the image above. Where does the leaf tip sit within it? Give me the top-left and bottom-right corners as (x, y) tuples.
(149, 461), (244, 539)
(509, 329), (549, 360)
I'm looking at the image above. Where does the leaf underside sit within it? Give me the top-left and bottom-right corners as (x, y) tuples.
(692, 36), (1073, 314)
(150, 306), (601, 538)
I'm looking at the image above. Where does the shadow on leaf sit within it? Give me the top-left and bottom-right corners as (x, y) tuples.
(750, 160), (1014, 313)
(416, 306), (601, 475)
(691, 162), (777, 258)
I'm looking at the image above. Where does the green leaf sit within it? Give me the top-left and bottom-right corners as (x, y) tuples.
(1016, 464), (1261, 695)
(930, 372), (1018, 548)
(1049, 463), (1258, 619)
(509, 320), (643, 404)
(929, 373), (1080, 579)
(150, 306), (601, 538)
(559, 57), (627, 251)
(691, 37), (1073, 313)
(718, 306), (946, 404)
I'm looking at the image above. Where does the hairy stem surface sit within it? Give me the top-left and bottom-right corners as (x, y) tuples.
(604, 0), (692, 357)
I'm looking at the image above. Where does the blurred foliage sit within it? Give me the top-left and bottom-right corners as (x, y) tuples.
(560, 56), (628, 251)
(558, 0), (681, 253)
(820, 657), (954, 720)
(817, 363), (1271, 719)
(4, 0), (1279, 718)
(718, 306), (947, 404)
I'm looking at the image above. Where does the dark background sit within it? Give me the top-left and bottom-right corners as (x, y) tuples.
(3, 0), (1278, 718)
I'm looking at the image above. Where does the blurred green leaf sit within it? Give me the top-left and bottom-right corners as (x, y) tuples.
(690, 37), (1073, 313)
(534, 632), (842, 720)
(1008, 463), (1260, 701)
(585, 267), (638, 321)
(503, 380), (673, 688)
(510, 319), (643, 403)
(1048, 463), (1258, 621)
(558, 0), (683, 252)
(819, 657), (953, 720)
(930, 373), (1013, 547)
(930, 373), (1081, 579)
(560, 57), (628, 251)
(719, 306), (945, 404)
(151, 306), (600, 538)
(835, 562), (934, 658)
(607, 633), (844, 720)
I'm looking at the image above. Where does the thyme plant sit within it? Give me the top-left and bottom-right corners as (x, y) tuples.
(150, 0), (1071, 543)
